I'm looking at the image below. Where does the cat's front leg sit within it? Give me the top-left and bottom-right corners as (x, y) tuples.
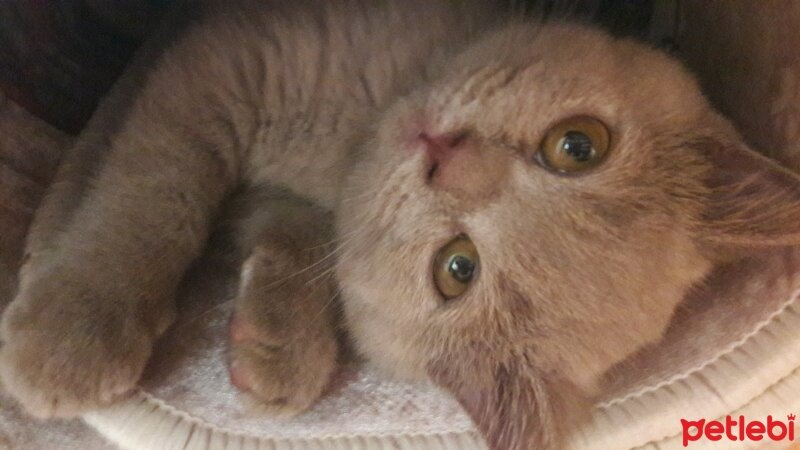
(0, 80), (238, 417)
(227, 198), (339, 416)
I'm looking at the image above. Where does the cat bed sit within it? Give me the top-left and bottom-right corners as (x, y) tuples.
(2, 2), (800, 450)
(4, 95), (798, 449)
(79, 247), (800, 450)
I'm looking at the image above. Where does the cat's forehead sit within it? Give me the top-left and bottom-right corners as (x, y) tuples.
(457, 22), (695, 93)
(429, 23), (708, 144)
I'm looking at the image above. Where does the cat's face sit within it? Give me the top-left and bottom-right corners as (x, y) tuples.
(336, 23), (800, 449)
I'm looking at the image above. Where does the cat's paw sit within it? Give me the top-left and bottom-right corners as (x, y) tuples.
(227, 314), (337, 416)
(0, 284), (157, 418)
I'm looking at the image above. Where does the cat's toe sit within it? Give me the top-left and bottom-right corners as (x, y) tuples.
(227, 315), (337, 417)
(0, 337), (147, 418)
(229, 315), (258, 343)
(0, 298), (154, 418)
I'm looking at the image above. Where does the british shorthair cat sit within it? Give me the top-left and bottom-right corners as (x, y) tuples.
(3, 1), (800, 448)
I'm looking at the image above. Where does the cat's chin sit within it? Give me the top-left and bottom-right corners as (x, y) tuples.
(338, 285), (430, 381)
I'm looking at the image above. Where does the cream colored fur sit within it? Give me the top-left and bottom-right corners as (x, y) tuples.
(3, 2), (800, 449)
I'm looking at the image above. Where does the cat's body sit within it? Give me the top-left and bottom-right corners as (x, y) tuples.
(3, 0), (495, 426)
(4, 1), (800, 449)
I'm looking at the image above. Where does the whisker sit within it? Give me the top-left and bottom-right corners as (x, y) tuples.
(257, 223), (367, 290)
(309, 284), (344, 327)
(339, 190), (378, 203)
(300, 220), (366, 252)
(171, 296), (236, 331)
(303, 264), (338, 291)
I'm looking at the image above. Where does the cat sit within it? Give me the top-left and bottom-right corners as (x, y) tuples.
(3, 0), (800, 449)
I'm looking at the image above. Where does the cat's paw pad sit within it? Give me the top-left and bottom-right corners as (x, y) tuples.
(227, 315), (337, 416)
(0, 300), (153, 418)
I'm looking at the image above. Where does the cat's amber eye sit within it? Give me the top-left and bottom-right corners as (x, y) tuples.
(538, 116), (610, 173)
(433, 235), (480, 300)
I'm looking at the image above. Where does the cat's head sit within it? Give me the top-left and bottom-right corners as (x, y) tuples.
(336, 23), (800, 449)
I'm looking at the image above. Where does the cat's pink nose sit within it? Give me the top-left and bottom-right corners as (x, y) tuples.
(419, 131), (466, 169)
(418, 130), (508, 201)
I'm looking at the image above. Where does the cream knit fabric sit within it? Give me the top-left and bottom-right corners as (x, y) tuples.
(82, 245), (800, 450)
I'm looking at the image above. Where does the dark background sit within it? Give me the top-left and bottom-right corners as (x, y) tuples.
(0, 0), (663, 135)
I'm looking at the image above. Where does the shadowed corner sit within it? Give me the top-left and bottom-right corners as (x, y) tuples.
(0, 92), (72, 319)
(0, 0), (169, 135)
(0, 260), (16, 315)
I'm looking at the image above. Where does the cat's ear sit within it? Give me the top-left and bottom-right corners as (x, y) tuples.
(429, 356), (580, 450)
(698, 137), (800, 247)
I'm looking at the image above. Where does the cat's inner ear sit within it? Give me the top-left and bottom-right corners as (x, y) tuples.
(698, 136), (800, 247)
(429, 355), (582, 450)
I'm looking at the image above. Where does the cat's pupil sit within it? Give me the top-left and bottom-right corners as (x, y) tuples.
(448, 255), (475, 283)
(562, 131), (594, 162)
